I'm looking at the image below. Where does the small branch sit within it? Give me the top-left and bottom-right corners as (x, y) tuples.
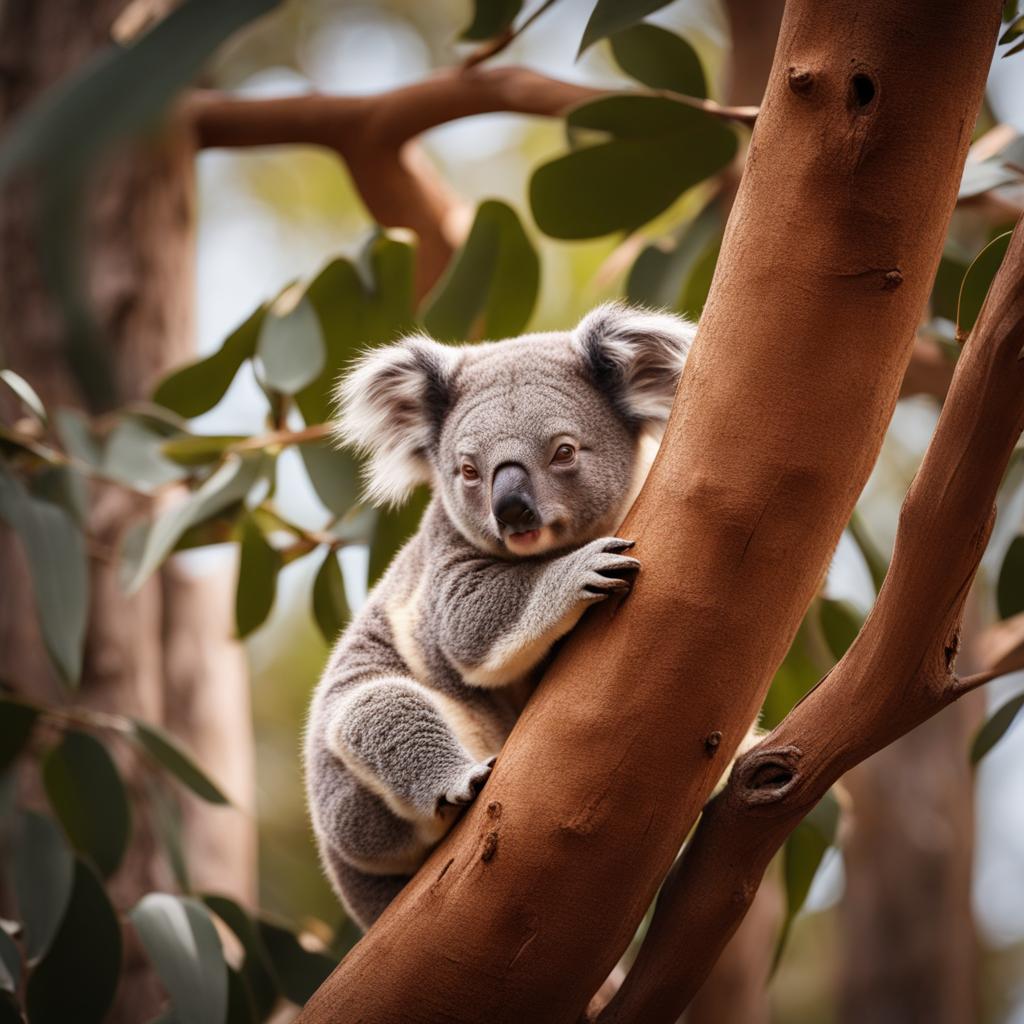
(596, 213), (1024, 1024)
(462, 0), (561, 70)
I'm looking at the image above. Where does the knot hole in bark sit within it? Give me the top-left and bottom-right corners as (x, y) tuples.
(736, 745), (803, 805)
(848, 71), (878, 114)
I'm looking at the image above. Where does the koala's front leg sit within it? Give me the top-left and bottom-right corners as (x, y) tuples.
(328, 678), (494, 820)
(443, 538), (640, 687)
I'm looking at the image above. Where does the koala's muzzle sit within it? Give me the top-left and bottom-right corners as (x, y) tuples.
(491, 463), (539, 532)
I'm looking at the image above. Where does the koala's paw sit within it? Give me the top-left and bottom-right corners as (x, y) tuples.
(574, 537), (641, 601)
(438, 758), (494, 811)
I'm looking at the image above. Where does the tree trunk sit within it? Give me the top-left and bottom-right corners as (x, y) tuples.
(838, 593), (986, 1024)
(298, 3), (1000, 1023)
(0, 2), (255, 1020)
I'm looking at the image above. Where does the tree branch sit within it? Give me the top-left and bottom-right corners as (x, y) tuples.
(595, 213), (1024, 1024)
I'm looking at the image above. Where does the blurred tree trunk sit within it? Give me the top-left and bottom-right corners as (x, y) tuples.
(0, 1), (255, 1020)
(839, 593), (985, 1024)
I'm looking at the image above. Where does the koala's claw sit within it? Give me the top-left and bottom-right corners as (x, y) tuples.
(574, 537), (640, 601)
(439, 760), (493, 810)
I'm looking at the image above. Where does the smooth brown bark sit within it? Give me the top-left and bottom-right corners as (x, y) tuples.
(599, 208), (1024, 1024)
(0, 2), (255, 1019)
(297, 4), (1000, 1023)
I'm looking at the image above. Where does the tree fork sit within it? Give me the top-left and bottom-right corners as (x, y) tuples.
(599, 209), (1024, 1024)
(298, 3), (1001, 1022)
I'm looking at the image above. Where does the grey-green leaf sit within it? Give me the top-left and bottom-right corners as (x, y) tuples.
(818, 598), (863, 663)
(202, 894), (279, 1019)
(0, 698), (39, 774)
(154, 303), (267, 418)
(25, 859), (121, 1024)
(236, 515), (281, 638)
(0, 929), (18, 995)
(257, 294), (326, 396)
(126, 452), (266, 593)
(422, 200), (540, 341)
(130, 720), (230, 805)
(312, 549), (349, 646)
(609, 24), (706, 97)
(257, 920), (336, 1006)
(368, 487), (430, 586)
(578, 0), (677, 53)
(299, 441), (360, 517)
(997, 535), (1024, 619)
(460, 0), (522, 40)
(0, 369), (47, 423)
(42, 731), (131, 879)
(530, 96), (737, 239)
(970, 690), (1024, 764)
(0, 461), (88, 685)
(13, 812), (74, 964)
(131, 894), (227, 1024)
(103, 418), (188, 490)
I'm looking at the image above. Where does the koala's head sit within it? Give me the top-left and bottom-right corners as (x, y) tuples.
(336, 303), (695, 558)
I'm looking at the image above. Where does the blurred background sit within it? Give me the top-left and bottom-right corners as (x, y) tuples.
(2, 1), (1024, 1021)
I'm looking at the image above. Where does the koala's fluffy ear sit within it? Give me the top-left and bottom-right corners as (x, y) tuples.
(573, 302), (696, 427)
(334, 335), (459, 506)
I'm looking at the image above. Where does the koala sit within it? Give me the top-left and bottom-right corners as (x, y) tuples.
(304, 302), (696, 930)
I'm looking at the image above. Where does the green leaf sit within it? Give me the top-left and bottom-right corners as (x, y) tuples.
(130, 719), (230, 804)
(530, 96), (737, 239)
(760, 613), (828, 730)
(42, 731), (131, 878)
(818, 599), (863, 663)
(160, 434), (247, 466)
(0, 698), (39, 774)
(678, 234), (719, 319)
(847, 512), (888, 593)
(627, 199), (723, 310)
(126, 452), (267, 593)
(773, 790), (840, 974)
(579, 0), (677, 53)
(957, 231), (1012, 337)
(971, 691), (1024, 763)
(422, 200), (539, 341)
(203, 895), (279, 1019)
(1000, 13), (1024, 42)
(0, 461), (88, 685)
(54, 408), (103, 467)
(155, 303), (267, 417)
(0, 994), (21, 1024)
(368, 487), (430, 586)
(299, 441), (360, 517)
(460, 0), (522, 40)
(26, 859), (121, 1024)
(998, 535), (1024, 619)
(312, 549), (349, 645)
(103, 418), (188, 490)
(257, 920), (336, 1006)
(609, 24), (706, 97)
(227, 965), (259, 1024)
(13, 812), (74, 964)
(28, 464), (89, 526)
(131, 894), (227, 1024)
(236, 515), (281, 638)
(0, 369), (47, 423)
(257, 294), (326, 396)
(0, 927), (21, 994)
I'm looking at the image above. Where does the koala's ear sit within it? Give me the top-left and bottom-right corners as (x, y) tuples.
(573, 302), (696, 427)
(333, 335), (459, 506)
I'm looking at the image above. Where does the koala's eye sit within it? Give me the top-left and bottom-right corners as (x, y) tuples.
(551, 444), (577, 466)
(461, 463), (479, 482)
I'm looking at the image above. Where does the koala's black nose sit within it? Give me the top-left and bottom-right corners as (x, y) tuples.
(492, 463), (539, 531)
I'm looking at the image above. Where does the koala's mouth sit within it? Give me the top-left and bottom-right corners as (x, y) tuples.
(503, 524), (556, 555)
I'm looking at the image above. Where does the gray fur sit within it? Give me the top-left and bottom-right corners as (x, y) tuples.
(305, 302), (695, 929)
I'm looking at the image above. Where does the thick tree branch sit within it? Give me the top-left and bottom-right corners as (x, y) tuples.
(296, 4), (1001, 1022)
(596, 213), (1024, 1024)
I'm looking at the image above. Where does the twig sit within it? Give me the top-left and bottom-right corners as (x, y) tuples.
(462, 0), (562, 70)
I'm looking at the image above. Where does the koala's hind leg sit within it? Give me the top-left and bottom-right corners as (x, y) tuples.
(325, 852), (410, 931)
(329, 678), (493, 819)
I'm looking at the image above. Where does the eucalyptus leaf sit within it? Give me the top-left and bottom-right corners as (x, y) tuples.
(103, 418), (188, 490)
(25, 859), (121, 1023)
(227, 965), (259, 1024)
(42, 731), (131, 878)
(149, 779), (191, 893)
(257, 920), (336, 1006)
(609, 24), (706, 97)
(13, 812), (73, 964)
(0, 461), (88, 685)
(54, 408), (103, 467)
(236, 515), (281, 638)
(368, 487), (430, 586)
(299, 441), (360, 517)
(130, 720), (230, 805)
(460, 0), (522, 40)
(760, 612), (828, 730)
(971, 690), (1024, 763)
(422, 200), (539, 341)
(0, 698), (39, 774)
(312, 549), (349, 645)
(203, 894), (279, 1019)
(131, 894), (227, 1024)
(0, 927), (20, 994)
(257, 294), (326, 396)
(818, 599), (863, 663)
(997, 535), (1024, 619)
(957, 231), (1011, 337)
(530, 96), (737, 239)
(160, 434), (247, 466)
(0, 369), (47, 423)
(578, 0), (676, 53)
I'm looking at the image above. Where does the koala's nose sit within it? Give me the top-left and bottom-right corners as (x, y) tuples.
(491, 463), (539, 531)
